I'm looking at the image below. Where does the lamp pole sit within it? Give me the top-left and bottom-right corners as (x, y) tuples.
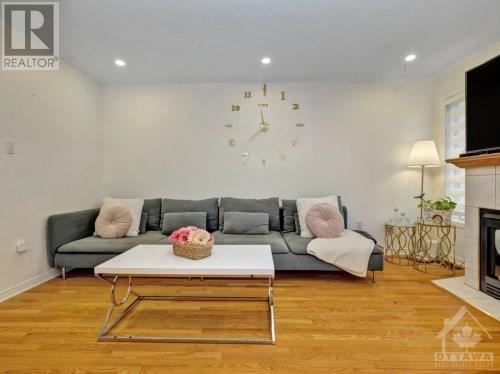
(420, 165), (424, 221)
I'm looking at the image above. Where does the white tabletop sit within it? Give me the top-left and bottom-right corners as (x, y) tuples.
(94, 245), (274, 277)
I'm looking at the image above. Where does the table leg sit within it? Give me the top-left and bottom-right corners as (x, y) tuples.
(96, 275), (276, 344)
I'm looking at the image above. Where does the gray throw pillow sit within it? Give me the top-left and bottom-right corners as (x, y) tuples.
(139, 213), (148, 234)
(223, 212), (270, 235)
(294, 213), (301, 235)
(162, 212), (207, 235)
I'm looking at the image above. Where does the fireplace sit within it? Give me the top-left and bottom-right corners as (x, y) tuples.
(480, 208), (500, 299)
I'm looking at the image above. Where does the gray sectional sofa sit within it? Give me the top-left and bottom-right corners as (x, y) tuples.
(47, 197), (384, 280)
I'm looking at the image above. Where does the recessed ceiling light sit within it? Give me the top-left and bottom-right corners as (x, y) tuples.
(261, 57), (271, 65)
(114, 59), (126, 67)
(404, 54), (417, 62)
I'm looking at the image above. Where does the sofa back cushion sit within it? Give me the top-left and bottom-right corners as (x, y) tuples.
(142, 198), (162, 231)
(161, 198), (219, 232)
(282, 200), (298, 233)
(219, 197), (280, 231)
(281, 196), (344, 232)
(162, 212), (207, 235)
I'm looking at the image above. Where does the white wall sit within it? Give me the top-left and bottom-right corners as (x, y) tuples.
(432, 41), (500, 262)
(101, 81), (435, 241)
(0, 61), (102, 298)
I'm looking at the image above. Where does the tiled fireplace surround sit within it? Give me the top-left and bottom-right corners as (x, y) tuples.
(433, 163), (500, 319)
(464, 165), (500, 290)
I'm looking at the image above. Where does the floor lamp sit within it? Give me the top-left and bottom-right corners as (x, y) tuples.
(408, 140), (440, 221)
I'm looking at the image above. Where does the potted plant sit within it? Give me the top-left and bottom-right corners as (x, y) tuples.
(431, 197), (457, 225)
(414, 195), (457, 225)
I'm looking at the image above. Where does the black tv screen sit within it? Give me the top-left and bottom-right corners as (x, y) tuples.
(466, 54), (500, 154)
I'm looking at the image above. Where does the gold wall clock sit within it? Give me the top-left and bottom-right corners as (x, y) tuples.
(225, 83), (305, 165)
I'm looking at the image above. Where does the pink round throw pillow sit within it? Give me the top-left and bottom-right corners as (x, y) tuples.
(305, 203), (344, 238)
(95, 205), (132, 239)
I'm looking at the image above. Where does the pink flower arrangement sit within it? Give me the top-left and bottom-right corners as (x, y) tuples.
(169, 226), (214, 246)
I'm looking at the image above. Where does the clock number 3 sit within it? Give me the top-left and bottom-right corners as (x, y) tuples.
(231, 105), (240, 112)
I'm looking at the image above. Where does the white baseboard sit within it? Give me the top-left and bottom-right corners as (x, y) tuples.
(0, 269), (61, 303)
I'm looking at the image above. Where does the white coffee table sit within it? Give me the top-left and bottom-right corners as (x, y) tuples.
(94, 244), (275, 344)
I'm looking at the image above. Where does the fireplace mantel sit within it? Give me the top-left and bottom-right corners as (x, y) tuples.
(446, 152), (500, 168)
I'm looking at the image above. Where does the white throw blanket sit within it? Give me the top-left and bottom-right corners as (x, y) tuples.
(307, 229), (375, 278)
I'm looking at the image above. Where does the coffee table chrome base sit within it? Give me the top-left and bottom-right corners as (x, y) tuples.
(96, 275), (275, 344)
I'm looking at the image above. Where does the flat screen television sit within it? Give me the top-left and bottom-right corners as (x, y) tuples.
(465, 54), (500, 155)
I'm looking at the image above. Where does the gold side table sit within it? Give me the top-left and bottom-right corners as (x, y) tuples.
(384, 223), (416, 265)
(413, 222), (456, 274)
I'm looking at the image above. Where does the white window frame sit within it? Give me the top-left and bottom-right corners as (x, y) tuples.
(442, 91), (466, 227)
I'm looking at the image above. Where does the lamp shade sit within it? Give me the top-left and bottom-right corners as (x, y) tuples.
(408, 140), (440, 167)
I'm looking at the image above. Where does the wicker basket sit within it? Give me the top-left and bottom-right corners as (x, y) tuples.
(172, 240), (214, 260)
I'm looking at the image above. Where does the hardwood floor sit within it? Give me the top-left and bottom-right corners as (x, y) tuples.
(0, 263), (498, 373)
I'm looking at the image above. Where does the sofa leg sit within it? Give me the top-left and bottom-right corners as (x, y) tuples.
(61, 267), (66, 281)
(372, 271), (375, 283)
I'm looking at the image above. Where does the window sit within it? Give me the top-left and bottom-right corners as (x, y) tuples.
(445, 98), (465, 224)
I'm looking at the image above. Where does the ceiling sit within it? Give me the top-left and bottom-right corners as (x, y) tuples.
(59, 0), (500, 84)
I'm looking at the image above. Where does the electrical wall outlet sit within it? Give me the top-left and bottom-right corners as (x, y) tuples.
(6, 141), (14, 155)
(15, 239), (30, 253)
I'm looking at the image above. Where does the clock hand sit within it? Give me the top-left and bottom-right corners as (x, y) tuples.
(259, 109), (270, 132)
(248, 128), (262, 143)
(249, 110), (271, 143)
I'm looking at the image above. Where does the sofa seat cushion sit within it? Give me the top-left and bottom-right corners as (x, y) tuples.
(212, 230), (289, 254)
(282, 232), (313, 255)
(282, 232), (384, 256)
(58, 231), (166, 254)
